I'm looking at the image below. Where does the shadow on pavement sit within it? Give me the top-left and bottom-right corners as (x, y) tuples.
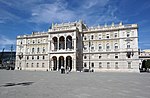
(0, 82), (34, 87)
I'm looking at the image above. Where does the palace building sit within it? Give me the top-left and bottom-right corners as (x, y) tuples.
(16, 20), (139, 72)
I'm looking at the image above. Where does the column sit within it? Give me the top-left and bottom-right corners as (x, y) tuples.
(72, 55), (76, 71)
(57, 59), (59, 71)
(51, 60), (53, 71)
(64, 58), (66, 69)
(57, 38), (59, 50)
(65, 37), (66, 50)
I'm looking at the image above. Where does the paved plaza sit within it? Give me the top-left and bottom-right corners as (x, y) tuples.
(0, 70), (150, 98)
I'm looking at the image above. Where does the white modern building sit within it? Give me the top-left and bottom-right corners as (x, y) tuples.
(16, 20), (139, 72)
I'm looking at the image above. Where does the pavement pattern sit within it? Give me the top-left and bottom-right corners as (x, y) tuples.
(0, 70), (150, 98)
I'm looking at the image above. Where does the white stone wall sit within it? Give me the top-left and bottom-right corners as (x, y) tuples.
(16, 21), (139, 72)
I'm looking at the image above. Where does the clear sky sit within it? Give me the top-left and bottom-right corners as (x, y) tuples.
(0, 0), (150, 51)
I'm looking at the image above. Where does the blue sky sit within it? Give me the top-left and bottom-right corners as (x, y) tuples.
(0, 0), (150, 51)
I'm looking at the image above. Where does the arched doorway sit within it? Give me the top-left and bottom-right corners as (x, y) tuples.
(59, 36), (65, 50)
(59, 56), (64, 70)
(52, 56), (57, 71)
(66, 36), (72, 49)
(66, 56), (72, 71)
(52, 37), (58, 51)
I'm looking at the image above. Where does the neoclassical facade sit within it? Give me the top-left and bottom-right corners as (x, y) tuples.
(16, 20), (139, 72)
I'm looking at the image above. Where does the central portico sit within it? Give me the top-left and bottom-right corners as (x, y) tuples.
(48, 21), (84, 71)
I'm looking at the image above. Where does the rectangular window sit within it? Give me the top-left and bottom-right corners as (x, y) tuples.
(91, 63), (94, 68)
(99, 55), (101, 59)
(84, 36), (87, 40)
(128, 62), (131, 69)
(26, 63), (28, 68)
(43, 56), (45, 60)
(37, 56), (39, 59)
(99, 44), (102, 50)
(32, 48), (34, 53)
(107, 62), (110, 69)
(99, 34), (102, 39)
(91, 35), (94, 40)
(115, 62), (119, 69)
(99, 62), (102, 68)
(32, 56), (34, 60)
(37, 48), (40, 53)
(38, 39), (40, 43)
(31, 63), (34, 67)
(28, 40), (30, 44)
(84, 45), (87, 50)
(33, 40), (35, 44)
(107, 54), (110, 58)
(106, 34), (109, 39)
(37, 63), (39, 68)
(27, 56), (29, 60)
(84, 55), (87, 59)
(114, 33), (117, 38)
(127, 52), (131, 58)
(115, 54), (118, 59)
(91, 46), (94, 50)
(19, 63), (21, 67)
(127, 45), (130, 48)
(42, 63), (44, 68)
(84, 63), (87, 67)
(43, 47), (45, 52)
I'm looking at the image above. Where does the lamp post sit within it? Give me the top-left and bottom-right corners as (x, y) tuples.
(88, 35), (91, 71)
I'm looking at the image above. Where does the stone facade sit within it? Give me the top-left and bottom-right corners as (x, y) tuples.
(16, 20), (139, 72)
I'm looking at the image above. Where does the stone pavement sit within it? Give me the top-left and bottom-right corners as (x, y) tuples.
(0, 70), (150, 98)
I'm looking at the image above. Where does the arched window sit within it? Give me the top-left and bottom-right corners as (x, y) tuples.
(127, 32), (130, 37)
(99, 44), (102, 50)
(52, 37), (58, 50)
(91, 44), (94, 50)
(59, 36), (65, 50)
(106, 43), (110, 50)
(114, 43), (118, 49)
(127, 42), (130, 48)
(66, 36), (72, 49)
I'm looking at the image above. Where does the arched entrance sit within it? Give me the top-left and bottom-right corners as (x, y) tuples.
(52, 37), (58, 51)
(66, 36), (72, 49)
(66, 56), (72, 71)
(52, 56), (57, 71)
(59, 56), (64, 70)
(59, 36), (65, 50)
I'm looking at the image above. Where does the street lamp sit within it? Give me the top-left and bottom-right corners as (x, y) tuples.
(88, 35), (91, 71)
